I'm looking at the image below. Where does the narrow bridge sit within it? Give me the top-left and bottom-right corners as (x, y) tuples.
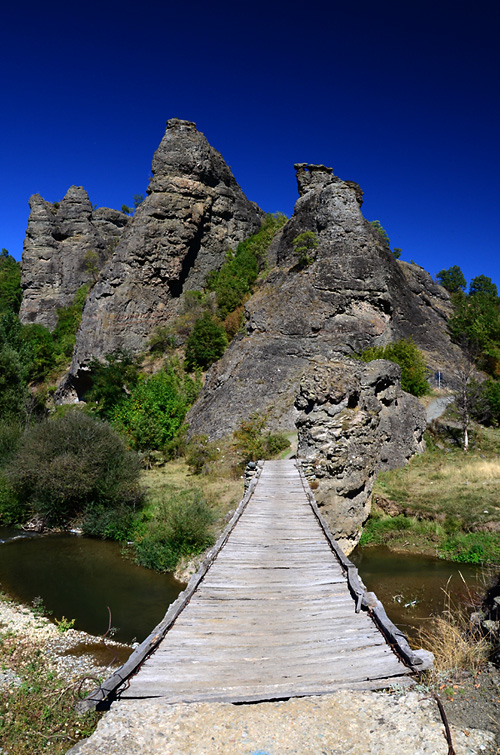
(83, 460), (431, 709)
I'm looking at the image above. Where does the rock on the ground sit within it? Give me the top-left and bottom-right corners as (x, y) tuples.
(20, 187), (129, 330)
(66, 690), (495, 755)
(187, 163), (461, 439)
(295, 358), (426, 553)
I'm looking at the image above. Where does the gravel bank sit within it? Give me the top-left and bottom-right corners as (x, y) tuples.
(0, 596), (131, 688)
(68, 691), (495, 754)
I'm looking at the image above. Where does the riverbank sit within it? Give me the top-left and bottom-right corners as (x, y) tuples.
(362, 422), (500, 565)
(0, 594), (131, 754)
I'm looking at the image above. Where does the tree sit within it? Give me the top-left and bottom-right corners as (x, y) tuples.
(292, 231), (319, 267)
(133, 194), (144, 209)
(0, 251), (22, 315)
(359, 339), (430, 397)
(83, 249), (100, 283)
(369, 220), (390, 247)
(392, 248), (402, 259)
(184, 312), (228, 371)
(436, 265), (466, 294)
(469, 275), (498, 298)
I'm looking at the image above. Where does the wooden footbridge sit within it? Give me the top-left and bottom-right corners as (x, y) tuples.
(82, 460), (431, 709)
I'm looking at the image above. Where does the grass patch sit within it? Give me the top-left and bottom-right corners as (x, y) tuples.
(374, 427), (500, 521)
(0, 632), (101, 754)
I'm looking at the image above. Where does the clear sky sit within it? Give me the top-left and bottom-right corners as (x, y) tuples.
(2, 0), (499, 290)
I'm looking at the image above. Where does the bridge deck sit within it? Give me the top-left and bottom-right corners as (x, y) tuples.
(120, 460), (413, 704)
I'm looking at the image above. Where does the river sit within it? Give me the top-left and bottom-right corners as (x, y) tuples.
(0, 527), (491, 644)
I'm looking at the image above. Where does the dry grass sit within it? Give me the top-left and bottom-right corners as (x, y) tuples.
(374, 425), (500, 529)
(418, 576), (491, 677)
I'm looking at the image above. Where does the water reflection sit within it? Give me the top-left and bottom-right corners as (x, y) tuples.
(351, 545), (487, 638)
(0, 528), (185, 644)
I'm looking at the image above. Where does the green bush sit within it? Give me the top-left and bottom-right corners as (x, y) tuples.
(186, 434), (220, 475)
(358, 338), (430, 397)
(233, 413), (290, 466)
(0, 250), (22, 315)
(111, 367), (189, 451)
(85, 351), (140, 421)
(0, 345), (28, 421)
(52, 284), (89, 365)
(206, 213), (287, 320)
(3, 411), (142, 529)
(440, 532), (500, 564)
(134, 489), (215, 572)
(292, 231), (319, 267)
(184, 312), (228, 371)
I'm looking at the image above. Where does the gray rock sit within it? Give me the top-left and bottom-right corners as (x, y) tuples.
(64, 119), (262, 391)
(295, 358), (426, 554)
(187, 164), (461, 439)
(20, 187), (129, 330)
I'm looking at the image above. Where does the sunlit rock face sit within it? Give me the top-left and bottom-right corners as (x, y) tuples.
(187, 164), (459, 439)
(20, 187), (129, 330)
(295, 358), (426, 554)
(62, 119), (262, 394)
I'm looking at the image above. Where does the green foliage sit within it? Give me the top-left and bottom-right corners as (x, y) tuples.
(436, 265), (467, 293)
(83, 249), (100, 283)
(121, 204), (132, 215)
(369, 220), (390, 247)
(2, 411), (142, 529)
(85, 351), (140, 421)
(133, 194), (144, 209)
(440, 532), (500, 564)
(292, 231), (319, 268)
(54, 616), (76, 632)
(233, 412), (291, 466)
(134, 488), (215, 572)
(0, 631), (101, 754)
(147, 325), (176, 353)
(184, 312), (228, 371)
(206, 213), (287, 321)
(0, 250), (22, 314)
(448, 288), (500, 375)
(20, 324), (56, 382)
(358, 338), (430, 397)
(111, 366), (191, 451)
(392, 247), (402, 259)
(52, 284), (89, 364)
(186, 434), (220, 475)
(0, 344), (28, 421)
(469, 274), (498, 298)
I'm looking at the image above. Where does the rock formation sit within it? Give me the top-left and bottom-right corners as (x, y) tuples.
(60, 119), (262, 395)
(20, 187), (129, 330)
(187, 163), (460, 438)
(295, 358), (426, 554)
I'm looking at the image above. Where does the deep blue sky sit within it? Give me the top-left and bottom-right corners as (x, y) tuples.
(2, 0), (499, 289)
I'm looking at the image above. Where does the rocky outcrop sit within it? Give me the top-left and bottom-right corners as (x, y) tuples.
(63, 119), (262, 393)
(20, 187), (129, 330)
(295, 358), (426, 554)
(187, 163), (460, 438)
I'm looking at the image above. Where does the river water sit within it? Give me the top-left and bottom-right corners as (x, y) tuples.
(0, 528), (491, 644)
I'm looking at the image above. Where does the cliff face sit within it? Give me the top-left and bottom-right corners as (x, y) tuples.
(63, 119), (262, 393)
(187, 164), (459, 438)
(20, 187), (129, 330)
(295, 358), (426, 554)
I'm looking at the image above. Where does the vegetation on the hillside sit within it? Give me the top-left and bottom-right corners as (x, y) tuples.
(233, 412), (290, 467)
(358, 338), (430, 397)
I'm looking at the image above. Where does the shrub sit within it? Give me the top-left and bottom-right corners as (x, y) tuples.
(134, 489), (215, 572)
(359, 338), (430, 397)
(147, 325), (176, 354)
(369, 220), (391, 247)
(4, 411), (142, 529)
(0, 345), (28, 421)
(233, 413), (290, 466)
(0, 251), (22, 314)
(52, 284), (89, 365)
(186, 434), (220, 475)
(184, 312), (228, 371)
(292, 231), (319, 267)
(111, 367), (188, 451)
(85, 351), (140, 421)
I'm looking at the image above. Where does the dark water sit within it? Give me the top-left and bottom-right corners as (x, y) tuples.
(0, 527), (185, 644)
(0, 528), (491, 645)
(351, 545), (488, 638)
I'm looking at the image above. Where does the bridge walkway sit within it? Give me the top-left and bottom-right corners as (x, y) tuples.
(112, 459), (421, 705)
